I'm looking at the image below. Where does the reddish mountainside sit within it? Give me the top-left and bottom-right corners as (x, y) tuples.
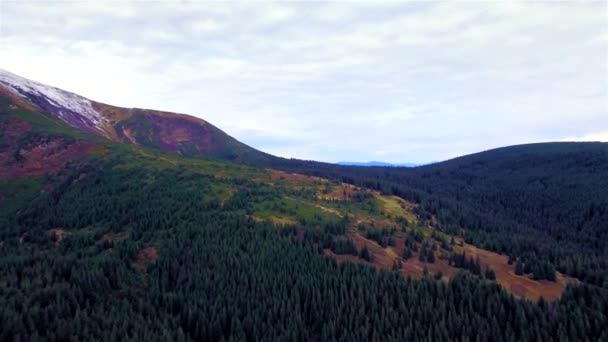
(0, 115), (94, 179)
(0, 68), (270, 161)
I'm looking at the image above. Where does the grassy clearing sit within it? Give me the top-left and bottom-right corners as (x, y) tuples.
(457, 243), (575, 301)
(375, 194), (418, 224)
(253, 197), (341, 226)
(252, 215), (297, 226)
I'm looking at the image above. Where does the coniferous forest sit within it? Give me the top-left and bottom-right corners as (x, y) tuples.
(1, 88), (607, 341)
(0, 155), (606, 341)
(263, 143), (608, 287)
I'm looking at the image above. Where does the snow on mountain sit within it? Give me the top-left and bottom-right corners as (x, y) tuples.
(0, 68), (107, 136)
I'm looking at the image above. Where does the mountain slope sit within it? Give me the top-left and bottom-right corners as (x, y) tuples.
(0, 69), (108, 136)
(266, 142), (608, 286)
(0, 68), (274, 162)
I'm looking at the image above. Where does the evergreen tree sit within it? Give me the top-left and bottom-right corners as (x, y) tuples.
(485, 268), (496, 280)
(515, 262), (524, 276)
(360, 246), (373, 262)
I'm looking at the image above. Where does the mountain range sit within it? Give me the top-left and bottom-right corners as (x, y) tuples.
(1, 68), (607, 341)
(337, 161), (421, 167)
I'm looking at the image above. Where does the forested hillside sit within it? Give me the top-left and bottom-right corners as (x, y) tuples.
(1, 143), (606, 341)
(1, 89), (607, 341)
(263, 143), (608, 287)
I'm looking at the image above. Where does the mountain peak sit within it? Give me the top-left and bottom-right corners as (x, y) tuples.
(0, 68), (108, 136)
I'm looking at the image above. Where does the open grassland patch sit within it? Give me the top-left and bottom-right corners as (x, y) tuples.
(457, 243), (576, 301)
(316, 183), (359, 201)
(253, 197), (341, 227)
(326, 223), (575, 302)
(375, 194), (418, 224)
(267, 169), (329, 193)
(311, 203), (343, 217)
(350, 233), (459, 279)
(252, 215), (297, 226)
(353, 214), (401, 230)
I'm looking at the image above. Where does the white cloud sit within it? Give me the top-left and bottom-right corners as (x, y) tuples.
(0, 1), (606, 163)
(561, 132), (608, 142)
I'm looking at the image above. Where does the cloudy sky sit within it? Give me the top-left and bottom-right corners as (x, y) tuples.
(1, 1), (606, 163)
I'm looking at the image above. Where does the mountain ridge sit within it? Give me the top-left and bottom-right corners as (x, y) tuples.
(0, 68), (274, 162)
(337, 161), (420, 167)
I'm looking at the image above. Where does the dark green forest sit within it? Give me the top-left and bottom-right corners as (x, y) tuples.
(1, 160), (607, 341)
(262, 143), (608, 286)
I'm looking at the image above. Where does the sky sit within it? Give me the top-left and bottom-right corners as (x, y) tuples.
(0, 1), (606, 163)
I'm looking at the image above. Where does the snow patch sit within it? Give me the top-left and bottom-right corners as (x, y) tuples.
(0, 68), (106, 133)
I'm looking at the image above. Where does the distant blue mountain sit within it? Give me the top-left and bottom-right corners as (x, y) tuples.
(336, 161), (420, 167)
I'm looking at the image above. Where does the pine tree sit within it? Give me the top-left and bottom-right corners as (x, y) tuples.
(427, 250), (436, 263)
(392, 260), (402, 272)
(508, 255), (515, 265)
(360, 246), (373, 262)
(419, 246), (427, 262)
(484, 268), (496, 280)
(403, 247), (413, 259)
(515, 262), (524, 276)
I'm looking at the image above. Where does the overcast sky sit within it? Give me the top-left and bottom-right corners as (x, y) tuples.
(1, 1), (606, 163)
